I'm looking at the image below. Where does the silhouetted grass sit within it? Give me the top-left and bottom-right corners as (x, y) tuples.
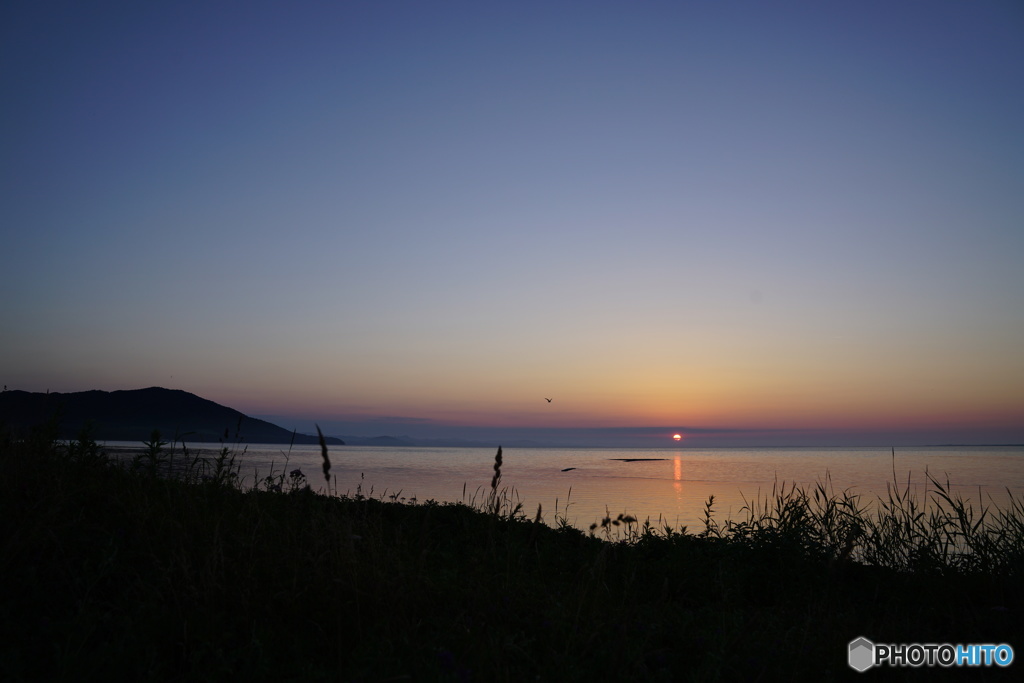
(671, 471), (1024, 578)
(2, 428), (1021, 681)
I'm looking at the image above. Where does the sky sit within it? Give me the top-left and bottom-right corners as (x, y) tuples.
(2, 1), (1023, 447)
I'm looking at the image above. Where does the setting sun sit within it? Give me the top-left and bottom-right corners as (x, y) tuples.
(673, 434), (682, 441)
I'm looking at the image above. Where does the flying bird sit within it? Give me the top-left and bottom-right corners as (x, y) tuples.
(544, 397), (552, 403)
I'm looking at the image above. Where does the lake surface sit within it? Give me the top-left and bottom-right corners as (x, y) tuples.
(109, 442), (1024, 532)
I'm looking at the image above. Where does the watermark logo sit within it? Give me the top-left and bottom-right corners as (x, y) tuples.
(848, 637), (1014, 671)
(849, 637), (874, 672)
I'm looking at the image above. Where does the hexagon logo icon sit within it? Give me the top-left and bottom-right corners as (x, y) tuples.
(849, 637), (875, 672)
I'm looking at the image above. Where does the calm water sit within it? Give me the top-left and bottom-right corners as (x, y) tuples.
(112, 443), (1024, 532)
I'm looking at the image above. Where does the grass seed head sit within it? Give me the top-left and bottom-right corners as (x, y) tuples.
(316, 424), (330, 483)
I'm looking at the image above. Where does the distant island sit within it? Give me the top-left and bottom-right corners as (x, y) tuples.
(335, 434), (548, 448)
(0, 387), (344, 446)
(926, 444), (1024, 448)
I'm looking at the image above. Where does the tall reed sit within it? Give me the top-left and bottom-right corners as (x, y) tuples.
(657, 469), (1024, 576)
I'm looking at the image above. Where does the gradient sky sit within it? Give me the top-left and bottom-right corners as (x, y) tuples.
(3, 1), (1023, 447)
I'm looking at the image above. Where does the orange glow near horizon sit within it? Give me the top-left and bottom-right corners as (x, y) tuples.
(187, 356), (1024, 442)
(233, 389), (1023, 438)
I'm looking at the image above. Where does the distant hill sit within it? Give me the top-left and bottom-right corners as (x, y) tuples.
(338, 435), (418, 447)
(0, 387), (343, 446)
(336, 434), (547, 448)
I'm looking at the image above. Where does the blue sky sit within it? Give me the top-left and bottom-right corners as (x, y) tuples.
(3, 1), (1023, 446)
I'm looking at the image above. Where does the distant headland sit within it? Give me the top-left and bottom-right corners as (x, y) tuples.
(0, 387), (344, 446)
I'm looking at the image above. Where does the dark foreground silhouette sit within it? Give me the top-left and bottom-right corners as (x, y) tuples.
(2, 429), (1020, 681)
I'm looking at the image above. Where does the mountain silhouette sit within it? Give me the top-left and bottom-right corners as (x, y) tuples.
(0, 387), (343, 445)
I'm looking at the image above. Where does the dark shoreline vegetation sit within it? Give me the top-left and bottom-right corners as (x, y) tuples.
(3, 425), (1023, 681)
